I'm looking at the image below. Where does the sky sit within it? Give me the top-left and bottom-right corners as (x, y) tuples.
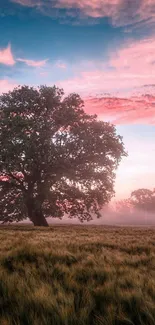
(0, 0), (155, 200)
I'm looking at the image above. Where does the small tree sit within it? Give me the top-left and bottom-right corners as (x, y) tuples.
(131, 188), (155, 220)
(0, 85), (127, 226)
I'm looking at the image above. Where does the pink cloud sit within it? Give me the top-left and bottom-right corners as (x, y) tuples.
(17, 58), (48, 67)
(58, 37), (155, 96)
(57, 0), (155, 27)
(110, 38), (155, 73)
(0, 80), (17, 94)
(0, 44), (15, 66)
(56, 37), (155, 124)
(11, 0), (37, 6)
(84, 94), (155, 125)
(11, 0), (155, 28)
(57, 45), (155, 124)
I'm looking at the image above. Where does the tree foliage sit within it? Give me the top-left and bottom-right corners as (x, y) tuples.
(131, 188), (155, 213)
(0, 85), (127, 226)
(115, 199), (133, 214)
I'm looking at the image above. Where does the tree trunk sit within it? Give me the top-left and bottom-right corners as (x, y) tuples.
(32, 209), (49, 227)
(26, 198), (49, 227)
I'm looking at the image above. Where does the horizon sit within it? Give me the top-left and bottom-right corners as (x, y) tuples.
(0, 0), (155, 200)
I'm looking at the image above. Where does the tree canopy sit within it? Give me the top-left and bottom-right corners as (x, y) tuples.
(0, 85), (127, 226)
(131, 188), (155, 213)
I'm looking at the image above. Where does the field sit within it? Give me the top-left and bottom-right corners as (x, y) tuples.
(0, 225), (155, 325)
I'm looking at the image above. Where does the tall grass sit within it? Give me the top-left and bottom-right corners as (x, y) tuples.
(0, 225), (155, 324)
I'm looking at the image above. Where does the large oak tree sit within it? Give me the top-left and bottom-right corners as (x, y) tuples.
(0, 85), (127, 226)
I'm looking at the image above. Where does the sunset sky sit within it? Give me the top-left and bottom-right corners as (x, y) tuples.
(0, 0), (155, 200)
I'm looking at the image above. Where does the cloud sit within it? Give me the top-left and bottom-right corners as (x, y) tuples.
(17, 58), (48, 67)
(11, 0), (37, 6)
(110, 38), (155, 73)
(57, 36), (155, 125)
(84, 94), (155, 125)
(11, 0), (155, 28)
(0, 44), (15, 66)
(0, 79), (17, 94)
(58, 37), (155, 96)
(0, 44), (47, 68)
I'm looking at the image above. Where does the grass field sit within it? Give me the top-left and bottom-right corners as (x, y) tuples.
(0, 225), (155, 325)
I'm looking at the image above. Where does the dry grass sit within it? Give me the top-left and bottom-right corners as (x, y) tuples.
(0, 225), (155, 324)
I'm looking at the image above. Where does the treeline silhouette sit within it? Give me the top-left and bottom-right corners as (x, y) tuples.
(100, 188), (155, 226)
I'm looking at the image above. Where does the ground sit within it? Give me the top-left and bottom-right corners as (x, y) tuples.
(0, 225), (155, 325)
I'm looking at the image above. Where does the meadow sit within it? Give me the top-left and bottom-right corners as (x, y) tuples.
(0, 225), (155, 325)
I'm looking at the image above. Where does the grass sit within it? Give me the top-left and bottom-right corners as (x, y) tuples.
(0, 225), (155, 324)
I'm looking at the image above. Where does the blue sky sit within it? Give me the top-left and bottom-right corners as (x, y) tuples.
(0, 0), (155, 199)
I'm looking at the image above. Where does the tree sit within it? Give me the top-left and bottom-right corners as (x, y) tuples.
(0, 85), (127, 226)
(131, 188), (155, 214)
(115, 199), (133, 215)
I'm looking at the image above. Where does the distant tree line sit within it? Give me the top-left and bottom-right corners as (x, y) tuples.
(116, 188), (155, 213)
(114, 188), (155, 224)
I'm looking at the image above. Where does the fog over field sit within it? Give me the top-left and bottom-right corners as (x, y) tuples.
(14, 208), (155, 226)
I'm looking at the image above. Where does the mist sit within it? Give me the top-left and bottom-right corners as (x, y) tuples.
(14, 206), (155, 226)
